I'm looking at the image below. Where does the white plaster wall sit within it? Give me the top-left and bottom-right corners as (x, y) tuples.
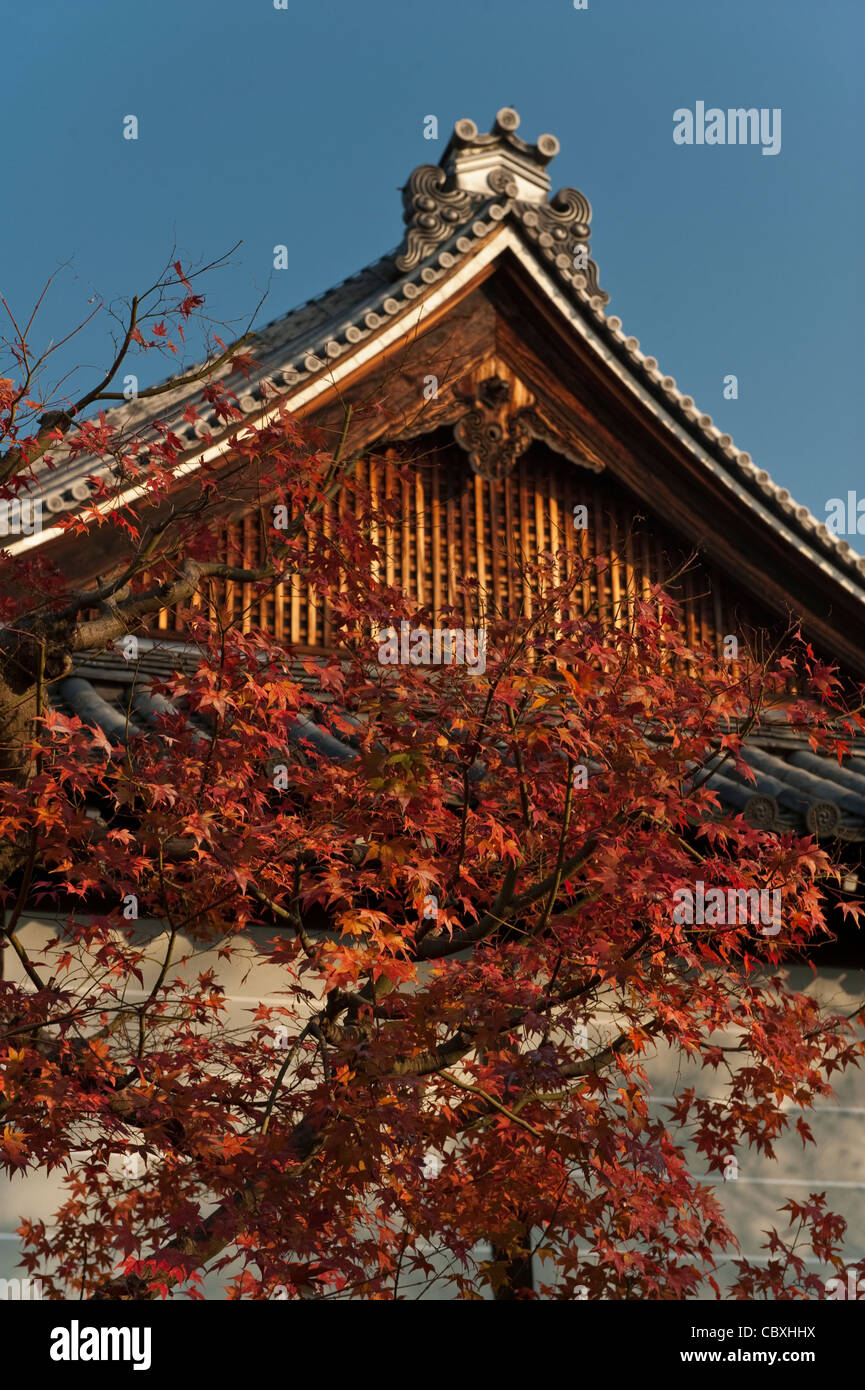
(3, 920), (863, 1300)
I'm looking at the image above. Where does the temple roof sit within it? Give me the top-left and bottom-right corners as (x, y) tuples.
(58, 640), (865, 844)
(12, 108), (865, 611)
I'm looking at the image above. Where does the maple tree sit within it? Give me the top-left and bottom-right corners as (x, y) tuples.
(1, 271), (864, 1301)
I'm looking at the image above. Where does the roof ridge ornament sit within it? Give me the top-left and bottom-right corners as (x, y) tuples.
(443, 108), (560, 199)
(395, 107), (607, 302)
(396, 167), (482, 272)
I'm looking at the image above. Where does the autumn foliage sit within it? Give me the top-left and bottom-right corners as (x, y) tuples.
(1, 274), (864, 1300)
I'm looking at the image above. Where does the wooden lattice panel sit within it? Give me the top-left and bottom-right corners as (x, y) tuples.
(155, 434), (765, 663)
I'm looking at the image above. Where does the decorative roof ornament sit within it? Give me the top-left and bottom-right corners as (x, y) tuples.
(390, 358), (604, 481)
(395, 107), (607, 302)
(395, 168), (480, 272)
(441, 107), (560, 203)
(453, 376), (537, 482)
(445, 368), (602, 482)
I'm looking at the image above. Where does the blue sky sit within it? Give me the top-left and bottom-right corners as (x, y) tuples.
(2, 0), (862, 526)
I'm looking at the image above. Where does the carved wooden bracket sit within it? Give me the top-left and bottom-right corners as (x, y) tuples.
(453, 376), (539, 481)
(389, 360), (606, 479)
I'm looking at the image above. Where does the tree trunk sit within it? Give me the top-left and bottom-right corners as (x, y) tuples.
(491, 1218), (534, 1299)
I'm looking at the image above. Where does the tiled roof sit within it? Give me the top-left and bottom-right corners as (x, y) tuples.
(18, 109), (865, 598)
(59, 641), (865, 843)
(703, 742), (865, 842)
(26, 252), (401, 520)
(57, 642), (357, 772)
